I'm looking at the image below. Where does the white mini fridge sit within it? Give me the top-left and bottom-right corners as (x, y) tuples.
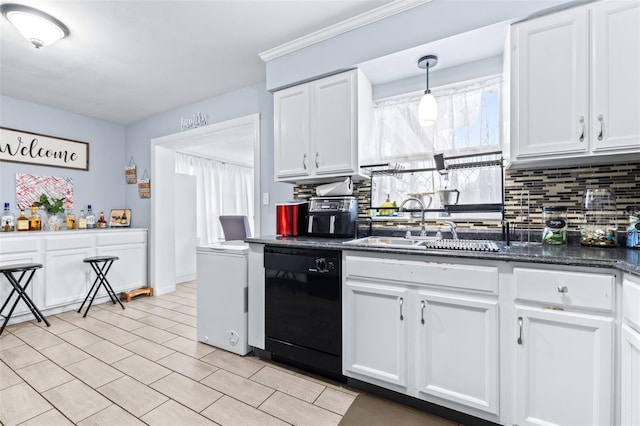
(196, 241), (251, 355)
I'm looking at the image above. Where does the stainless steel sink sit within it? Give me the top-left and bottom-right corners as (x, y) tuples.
(343, 236), (438, 250)
(344, 236), (501, 252)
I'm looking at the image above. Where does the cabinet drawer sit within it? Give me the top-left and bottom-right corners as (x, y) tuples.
(623, 275), (640, 332)
(0, 237), (38, 253)
(97, 231), (146, 246)
(345, 255), (498, 294)
(514, 267), (614, 311)
(45, 235), (92, 251)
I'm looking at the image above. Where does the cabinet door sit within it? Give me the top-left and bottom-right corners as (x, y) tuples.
(274, 85), (310, 179)
(343, 279), (409, 391)
(45, 248), (93, 308)
(416, 291), (499, 415)
(515, 307), (613, 426)
(97, 244), (147, 294)
(591, 1), (640, 153)
(512, 7), (589, 158)
(0, 251), (42, 317)
(311, 71), (356, 176)
(621, 324), (640, 426)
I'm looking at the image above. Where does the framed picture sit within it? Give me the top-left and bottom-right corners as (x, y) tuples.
(109, 209), (131, 227)
(1, 127), (89, 171)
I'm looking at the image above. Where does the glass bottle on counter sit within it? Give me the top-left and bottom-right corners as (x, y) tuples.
(86, 205), (96, 229)
(16, 209), (29, 231)
(1, 203), (15, 232)
(542, 206), (568, 245)
(626, 205), (640, 249)
(78, 209), (87, 229)
(65, 209), (76, 230)
(97, 211), (108, 228)
(29, 205), (41, 231)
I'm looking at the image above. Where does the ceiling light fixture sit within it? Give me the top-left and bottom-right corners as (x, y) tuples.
(1, 3), (69, 49)
(417, 55), (438, 126)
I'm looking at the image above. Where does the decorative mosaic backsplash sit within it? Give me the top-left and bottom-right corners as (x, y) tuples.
(293, 161), (640, 233)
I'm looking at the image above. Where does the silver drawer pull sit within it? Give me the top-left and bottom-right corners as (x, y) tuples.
(578, 116), (585, 142)
(557, 286), (568, 293)
(420, 300), (426, 325)
(597, 114), (604, 141)
(399, 297), (404, 321)
(517, 317), (523, 345)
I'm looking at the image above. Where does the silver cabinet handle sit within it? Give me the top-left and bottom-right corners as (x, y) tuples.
(303, 154), (307, 170)
(597, 114), (604, 141)
(399, 297), (404, 321)
(420, 300), (426, 325)
(579, 116), (585, 142)
(315, 152), (320, 168)
(517, 317), (523, 345)
(557, 286), (568, 293)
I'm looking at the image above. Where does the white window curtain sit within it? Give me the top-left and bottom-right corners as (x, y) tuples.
(373, 76), (502, 164)
(370, 76), (503, 211)
(175, 152), (254, 245)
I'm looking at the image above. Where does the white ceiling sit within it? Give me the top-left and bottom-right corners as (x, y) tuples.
(0, 0), (393, 125)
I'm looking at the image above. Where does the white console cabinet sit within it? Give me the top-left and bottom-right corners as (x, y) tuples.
(0, 229), (147, 324)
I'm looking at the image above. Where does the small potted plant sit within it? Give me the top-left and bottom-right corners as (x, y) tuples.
(34, 194), (66, 230)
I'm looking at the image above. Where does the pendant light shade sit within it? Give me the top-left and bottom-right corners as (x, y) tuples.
(417, 55), (438, 126)
(1, 4), (69, 49)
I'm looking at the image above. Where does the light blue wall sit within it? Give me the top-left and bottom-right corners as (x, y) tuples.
(124, 82), (292, 235)
(0, 95), (126, 216)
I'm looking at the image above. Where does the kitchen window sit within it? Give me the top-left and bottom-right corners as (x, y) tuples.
(369, 75), (503, 214)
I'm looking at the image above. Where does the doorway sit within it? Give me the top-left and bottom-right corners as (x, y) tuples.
(150, 114), (260, 295)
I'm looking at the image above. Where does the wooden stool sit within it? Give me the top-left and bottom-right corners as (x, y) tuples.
(78, 256), (124, 317)
(0, 263), (49, 335)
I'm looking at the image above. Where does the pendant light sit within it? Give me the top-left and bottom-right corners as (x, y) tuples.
(1, 4), (69, 49)
(417, 55), (438, 126)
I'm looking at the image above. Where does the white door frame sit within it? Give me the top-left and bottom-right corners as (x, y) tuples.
(150, 113), (260, 295)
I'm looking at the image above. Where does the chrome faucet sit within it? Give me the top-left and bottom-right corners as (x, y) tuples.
(399, 197), (426, 236)
(444, 221), (458, 239)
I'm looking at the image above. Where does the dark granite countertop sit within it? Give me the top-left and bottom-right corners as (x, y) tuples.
(246, 235), (640, 277)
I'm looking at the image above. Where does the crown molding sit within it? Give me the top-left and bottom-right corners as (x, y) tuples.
(259, 0), (432, 62)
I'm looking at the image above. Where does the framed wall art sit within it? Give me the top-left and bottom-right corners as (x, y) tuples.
(1, 127), (89, 171)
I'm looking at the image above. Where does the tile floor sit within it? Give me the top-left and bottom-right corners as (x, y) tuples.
(0, 281), (360, 426)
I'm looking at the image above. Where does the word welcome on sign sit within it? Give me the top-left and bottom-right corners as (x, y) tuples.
(0, 127), (89, 171)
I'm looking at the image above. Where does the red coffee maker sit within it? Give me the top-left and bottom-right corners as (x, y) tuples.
(276, 201), (308, 236)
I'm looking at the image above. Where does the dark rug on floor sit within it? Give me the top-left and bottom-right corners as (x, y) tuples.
(339, 393), (458, 426)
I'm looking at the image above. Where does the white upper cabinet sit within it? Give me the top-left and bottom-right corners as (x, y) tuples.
(510, 1), (640, 167)
(591, 1), (640, 153)
(274, 69), (373, 183)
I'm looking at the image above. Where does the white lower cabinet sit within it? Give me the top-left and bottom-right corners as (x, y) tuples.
(45, 247), (94, 307)
(514, 307), (613, 426)
(622, 274), (640, 426)
(416, 291), (499, 415)
(0, 238), (42, 317)
(343, 252), (500, 420)
(343, 280), (409, 392)
(621, 324), (640, 426)
(513, 266), (615, 426)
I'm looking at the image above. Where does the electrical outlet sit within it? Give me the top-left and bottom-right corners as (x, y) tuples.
(262, 192), (269, 205)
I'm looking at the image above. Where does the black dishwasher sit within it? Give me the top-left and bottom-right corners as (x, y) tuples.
(264, 246), (342, 379)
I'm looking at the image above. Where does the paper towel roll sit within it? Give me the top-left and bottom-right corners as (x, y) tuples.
(316, 177), (353, 196)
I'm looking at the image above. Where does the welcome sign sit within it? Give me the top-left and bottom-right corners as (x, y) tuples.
(0, 127), (89, 171)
